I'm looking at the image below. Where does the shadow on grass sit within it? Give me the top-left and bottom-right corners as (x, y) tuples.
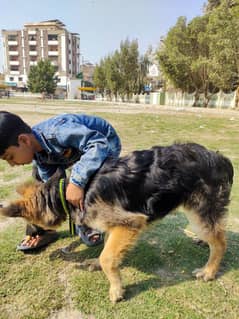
(49, 214), (239, 301)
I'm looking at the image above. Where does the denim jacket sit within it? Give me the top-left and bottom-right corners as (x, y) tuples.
(32, 113), (121, 188)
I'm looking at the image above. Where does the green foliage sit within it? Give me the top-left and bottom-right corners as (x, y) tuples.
(157, 15), (218, 106)
(93, 60), (107, 95)
(204, 0), (222, 12)
(157, 0), (239, 106)
(27, 59), (58, 96)
(93, 39), (149, 101)
(207, 0), (239, 93)
(157, 17), (194, 92)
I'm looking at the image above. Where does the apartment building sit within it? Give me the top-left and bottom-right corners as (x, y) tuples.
(1, 19), (80, 89)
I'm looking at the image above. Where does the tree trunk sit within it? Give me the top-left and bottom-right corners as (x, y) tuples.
(235, 86), (239, 108)
(204, 90), (211, 108)
(192, 90), (199, 107)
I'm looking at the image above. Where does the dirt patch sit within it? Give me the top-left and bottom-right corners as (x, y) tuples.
(48, 309), (95, 319)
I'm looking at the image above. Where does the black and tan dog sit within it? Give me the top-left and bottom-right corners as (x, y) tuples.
(1, 143), (234, 303)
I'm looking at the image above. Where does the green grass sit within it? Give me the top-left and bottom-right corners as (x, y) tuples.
(0, 107), (239, 318)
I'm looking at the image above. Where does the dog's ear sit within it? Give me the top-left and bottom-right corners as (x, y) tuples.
(0, 202), (24, 218)
(16, 180), (38, 196)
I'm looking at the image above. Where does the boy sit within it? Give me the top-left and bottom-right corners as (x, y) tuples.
(0, 111), (121, 251)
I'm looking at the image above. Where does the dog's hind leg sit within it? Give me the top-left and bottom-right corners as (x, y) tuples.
(99, 226), (141, 303)
(185, 210), (226, 281)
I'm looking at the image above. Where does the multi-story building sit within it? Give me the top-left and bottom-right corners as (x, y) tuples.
(1, 19), (80, 89)
(81, 62), (95, 85)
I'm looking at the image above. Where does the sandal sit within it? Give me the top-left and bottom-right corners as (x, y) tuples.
(77, 225), (104, 247)
(17, 231), (59, 252)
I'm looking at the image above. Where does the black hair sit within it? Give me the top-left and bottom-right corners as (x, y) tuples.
(0, 111), (32, 156)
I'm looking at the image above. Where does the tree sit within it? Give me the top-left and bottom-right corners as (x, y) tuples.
(93, 39), (142, 101)
(93, 60), (107, 97)
(204, 0), (222, 12)
(27, 59), (58, 97)
(187, 15), (219, 106)
(204, 0), (238, 12)
(118, 39), (140, 101)
(157, 17), (194, 92)
(105, 52), (122, 101)
(157, 15), (221, 107)
(207, 0), (239, 98)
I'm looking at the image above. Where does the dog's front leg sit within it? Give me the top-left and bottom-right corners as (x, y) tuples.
(99, 226), (140, 303)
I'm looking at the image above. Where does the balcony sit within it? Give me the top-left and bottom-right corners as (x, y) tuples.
(9, 61), (19, 65)
(28, 30), (36, 35)
(48, 40), (58, 45)
(29, 40), (37, 45)
(8, 40), (18, 45)
(29, 51), (37, 56)
(48, 51), (58, 56)
(10, 70), (20, 75)
(30, 61), (37, 66)
(9, 51), (19, 56)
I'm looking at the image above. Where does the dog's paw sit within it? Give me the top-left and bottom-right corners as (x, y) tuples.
(192, 267), (216, 281)
(76, 258), (101, 272)
(109, 286), (125, 304)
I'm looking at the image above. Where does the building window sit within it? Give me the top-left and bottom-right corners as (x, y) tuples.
(8, 35), (17, 41)
(10, 65), (19, 71)
(9, 77), (14, 81)
(29, 45), (37, 51)
(30, 56), (37, 61)
(8, 46), (18, 51)
(28, 35), (36, 41)
(48, 45), (58, 51)
(18, 77), (23, 81)
(48, 34), (58, 41)
(9, 56), (18, 61)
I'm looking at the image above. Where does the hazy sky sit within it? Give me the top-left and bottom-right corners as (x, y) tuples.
(0, 0), (206, 70)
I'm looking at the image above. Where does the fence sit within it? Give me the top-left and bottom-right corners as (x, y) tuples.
(95, 90), (236, 108)
(156, 91), (236, 108)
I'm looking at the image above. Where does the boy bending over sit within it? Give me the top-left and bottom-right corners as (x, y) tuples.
(0, 111), (121, 251)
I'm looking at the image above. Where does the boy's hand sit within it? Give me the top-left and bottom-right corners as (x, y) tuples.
(66, 183), (85, 211)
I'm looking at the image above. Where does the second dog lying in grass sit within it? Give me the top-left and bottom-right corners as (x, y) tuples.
(1, 143), (233, 303)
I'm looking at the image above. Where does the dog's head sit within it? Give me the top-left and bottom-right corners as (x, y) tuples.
(0, 169), (81, 229)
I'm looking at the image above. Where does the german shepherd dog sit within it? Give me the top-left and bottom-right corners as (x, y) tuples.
(1, 143), (233, 303)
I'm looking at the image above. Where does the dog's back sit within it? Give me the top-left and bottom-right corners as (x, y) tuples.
(85, 143), (233, 223)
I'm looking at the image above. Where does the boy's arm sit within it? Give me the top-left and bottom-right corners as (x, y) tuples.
(57, 123), (110, 188)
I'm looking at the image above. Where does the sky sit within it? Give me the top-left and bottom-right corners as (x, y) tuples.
(0, 0), (206, 70)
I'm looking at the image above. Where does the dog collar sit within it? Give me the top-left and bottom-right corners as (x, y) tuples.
(59, 178), (76, 236)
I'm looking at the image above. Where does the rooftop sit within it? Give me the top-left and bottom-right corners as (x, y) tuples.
(24, 19), (66, 29)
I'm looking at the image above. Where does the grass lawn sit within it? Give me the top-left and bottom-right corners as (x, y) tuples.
(0, 104), (239, 319)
